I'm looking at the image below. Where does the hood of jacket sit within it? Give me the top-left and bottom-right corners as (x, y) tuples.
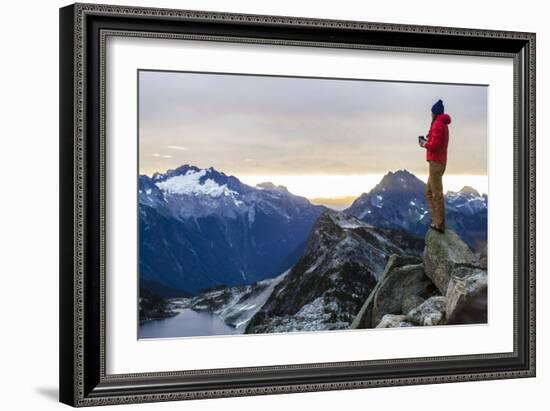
(435, 113), (452, 125)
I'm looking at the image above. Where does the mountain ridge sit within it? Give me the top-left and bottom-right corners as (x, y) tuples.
(244, 210), (425, 333)
(139, 165), (326, 297)
(346, 170), (487, 250)
(139, 165), (487, 301)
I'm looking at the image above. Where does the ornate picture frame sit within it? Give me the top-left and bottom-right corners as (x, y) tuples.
(59, 3), (535, 407)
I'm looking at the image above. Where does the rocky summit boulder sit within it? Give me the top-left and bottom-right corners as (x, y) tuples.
(371, 262), (439, 326)
(423, 229), (479, 294)
(350, 255), (425, 329)
(446, 267), (488, 324)
(405, 296), (447, 326)
(352, 229), (488, 330)
(401, 295), (425, 315)
(376, 314), (413, 328)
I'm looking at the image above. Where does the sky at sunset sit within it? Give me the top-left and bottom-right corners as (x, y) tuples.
(139, 70), (487, 205)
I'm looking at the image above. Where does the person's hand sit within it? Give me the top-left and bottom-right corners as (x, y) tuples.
(419, 139), (426, 148)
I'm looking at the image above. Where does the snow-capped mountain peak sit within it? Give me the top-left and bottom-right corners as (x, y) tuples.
(139, 164), (327, 295)
(346, 170), (487, 251)
(445, 186), (487, 216)
(152, 164), (248, 191)
(155, 168), (239, 198)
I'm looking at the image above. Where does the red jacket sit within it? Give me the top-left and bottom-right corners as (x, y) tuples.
(425, 113), (451, 165)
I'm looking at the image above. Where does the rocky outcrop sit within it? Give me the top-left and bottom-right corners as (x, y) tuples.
(401, 295), (425, 314)
(350, 254), (439, 328)
(423, 229), (479, 294)
(406, 296), (447, 326)
(351, 228), (487, 329)
(350, 255), (424, 329)
(376, 314), (413, 328)
(478, 244), (488, 269)
(371, 262), (438, 326)
(245, 211), (424, 333)
(446, 268), (488, 324)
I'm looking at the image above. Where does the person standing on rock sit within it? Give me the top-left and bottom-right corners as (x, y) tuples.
(419, 99), (452, 234)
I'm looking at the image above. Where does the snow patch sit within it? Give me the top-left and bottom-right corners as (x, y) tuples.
(329, 213), (370, 229)
(155, 169), (239, 199)
(338, 220), (364, 229)
(371, 194), (384, 208)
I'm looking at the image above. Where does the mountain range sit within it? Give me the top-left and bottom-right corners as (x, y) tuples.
(245, 211), (425, 333)
(139, 165), (487, 304)
(345, 170), (487, 251)
(139, 165), (325, 296)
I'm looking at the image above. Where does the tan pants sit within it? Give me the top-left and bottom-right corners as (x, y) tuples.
(425, 160), (446, 229)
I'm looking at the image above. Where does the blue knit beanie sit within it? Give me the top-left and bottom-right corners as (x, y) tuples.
(431, 99), (444, 115)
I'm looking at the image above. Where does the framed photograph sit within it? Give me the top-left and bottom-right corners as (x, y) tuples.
(59, 3), (536, 407)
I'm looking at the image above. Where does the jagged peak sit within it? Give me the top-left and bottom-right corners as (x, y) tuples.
(382, 169), (415, 179)
(147, 164), (248, 198)
(378, 169), (423, 188)
(346, 170), (425, 211)
(392, 169), (415, 177)
(256, 182), (289, 192)
(152, 164), (199, 181)
(458, 186), (480, 196)
(156, 164), (231, 181)
(446, 185), (484, 198)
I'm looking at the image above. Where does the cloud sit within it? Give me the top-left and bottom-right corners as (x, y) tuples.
(167, 145), (187, 151)
(152, 153), (173, 159)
